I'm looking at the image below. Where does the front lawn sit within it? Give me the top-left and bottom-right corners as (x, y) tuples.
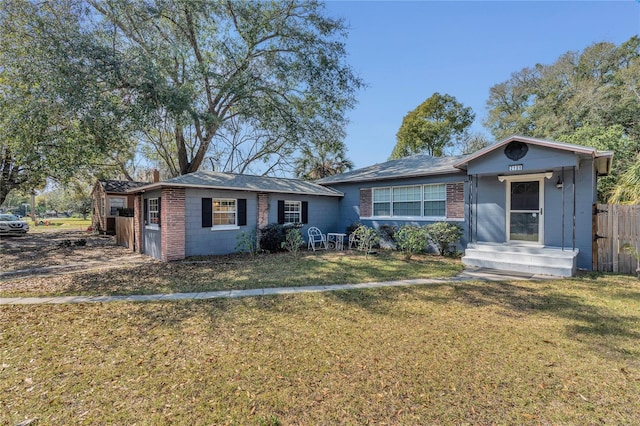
(28, 217), (91, 233)
(0, 251), (463, 297)
(1, 274), (639, 424)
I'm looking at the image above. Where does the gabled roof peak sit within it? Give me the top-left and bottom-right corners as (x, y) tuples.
(453, 135), (614, 170)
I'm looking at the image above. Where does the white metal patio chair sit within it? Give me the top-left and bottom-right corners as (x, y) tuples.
(349, 232), (360, 250)
(307, 227), (328, 251)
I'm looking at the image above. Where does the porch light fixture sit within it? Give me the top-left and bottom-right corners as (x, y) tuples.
(556, 176), (563, 189)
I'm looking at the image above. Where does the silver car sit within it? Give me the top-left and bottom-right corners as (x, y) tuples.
(0, 213), (30, 235)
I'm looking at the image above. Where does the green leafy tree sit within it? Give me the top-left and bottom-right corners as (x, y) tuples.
(294, 139), (354, 181)
(89, 0), (364, 177)
(390, 93), (475, 159)
(609, 154), (640, 204)
(37, 180), (92, 219)
(485, 37), (640, 141)
(460, 132), (492, 154)
(484, 67), (539, 139)
(557, 125), (635, 202)
(485, 36), (640, 201)
(0, 0), (142, 206)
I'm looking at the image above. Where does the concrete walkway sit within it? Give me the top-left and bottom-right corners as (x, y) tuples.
(0, 268), (556, 306)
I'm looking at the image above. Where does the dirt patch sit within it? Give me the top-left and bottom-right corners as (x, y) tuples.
(0, 230), (136, 273)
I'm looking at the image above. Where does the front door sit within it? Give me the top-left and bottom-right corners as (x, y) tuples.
(507, 178), (543, 244)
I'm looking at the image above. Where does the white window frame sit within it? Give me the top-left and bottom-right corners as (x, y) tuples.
(423, 183), (446, 218)
(392, 185), (422, 217)
(283, 200), (302, 224)
(147, 197), (160, 229)
(498, 172), (552, 245)
(366, 183), (453, 221)
(211, 198), (239, 231)
(373, 188), (391, 217)
(108, 197), (126, 217)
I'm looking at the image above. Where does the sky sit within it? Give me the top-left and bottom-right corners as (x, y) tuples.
(323, 1), (640, 168)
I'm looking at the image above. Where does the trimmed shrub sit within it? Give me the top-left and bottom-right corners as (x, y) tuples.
(353, 224), (380, 258)
(426, 222), (463, 256)
(259, 223), (287, 252)
(260, 223), (303, 252)
(281, 228), (304, 256)
(395, 225), (429, 260)
(236, 229), (258, 256)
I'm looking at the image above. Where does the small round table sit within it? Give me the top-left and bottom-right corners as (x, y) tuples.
(327, 233), (346, 250)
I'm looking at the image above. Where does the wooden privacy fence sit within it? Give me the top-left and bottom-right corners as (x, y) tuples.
(115, 216), (134, 250)
(593, 204), (640, 274)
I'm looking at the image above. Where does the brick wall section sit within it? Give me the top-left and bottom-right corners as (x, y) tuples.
(133, 194), (143, 254)
(160, 187), (186, 261)
(446, 182), (465, 219)
(257, 193), (270, 229)
(256, 193), (270, 250)
(359, 188), (372, 217)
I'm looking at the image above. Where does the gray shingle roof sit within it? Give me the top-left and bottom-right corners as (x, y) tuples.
(100, 180), (148, 193)
(129, 170), (343, 197)
(315, 154), (469, 185)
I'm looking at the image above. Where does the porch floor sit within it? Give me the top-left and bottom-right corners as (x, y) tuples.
(462, 242), (579, 277)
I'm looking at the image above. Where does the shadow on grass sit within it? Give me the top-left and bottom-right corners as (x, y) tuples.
(94, 273), (640, 367)
(38, 251), (460, 297)
(326, 278), (640, 360)
(450, 281), (639, 337)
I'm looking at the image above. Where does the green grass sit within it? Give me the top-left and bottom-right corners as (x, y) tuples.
(0, 251), (464, 297)
(28, 217), (91, 233)
(1, 273), (639, 424)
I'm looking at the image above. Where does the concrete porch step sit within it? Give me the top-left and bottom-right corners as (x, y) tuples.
(462, 243), (578, 277)
(465, 242), (578, 256)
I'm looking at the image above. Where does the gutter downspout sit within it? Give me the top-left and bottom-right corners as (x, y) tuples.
(474, 174), (478, 244)
(468, 175), (473, 244)
(573, 166), (576, 252)
(561, 167), (565, 251)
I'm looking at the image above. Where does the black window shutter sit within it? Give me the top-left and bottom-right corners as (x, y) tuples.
(202, 198), (212, 227)
(277, 200), (285, 224)
(157, 197), (161, 227)
(237, 199), (247, 226)
(143, 198), (148, 225)
(301, 201), (308, 224)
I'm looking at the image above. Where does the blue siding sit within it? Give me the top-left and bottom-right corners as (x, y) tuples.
(328, 173), (469, 244)
(473, 176), (506, 243)
(266, 193), (341, 242)
(184, 189), (341, 256)
(185, 188), (258, 256)
(471, 160), (596, 269)
(467, 144), (579, 176)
